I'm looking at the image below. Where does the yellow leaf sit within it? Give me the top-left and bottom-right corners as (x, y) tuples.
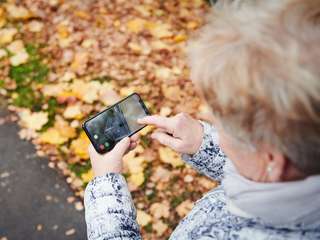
(0, 49), (7, 59)
(150, 40), (171, 50)
(127, 18), (145, 33)
(134, 5), (152, 17)
(60, 71), (76, 82)
(99, 83), (121, 106)
(153, 220), (168, 236)
(187, 21), (199, 30)
(176, 200), (194, 217)
(139, 125), (154, 136)
(155, 67), (172, 80)
(38, 117), (76, 145)
(27, 20), (44, 32)
(70, 131), (90, 159)
(57, 24), (69, 39)
(74, 10), (90, 20)
(70, 52), (88, 71)
(54, 116), (77, 139)
(136, 210), (152, 227)
(0, 7), (6, 28)
(150, 202), (170, 219)
(128, 42), (142, 53)
(39, 128), (68, 145)
(158, 147), (184, 167)
(81, 39), (97, 48)
(0, 28), (18, 46)
(119, 86), (135, 97)
(63, 104), (83, 120)
(173, 34), (187, 43)
(42, 83), (69, 97)
(124, 156), (146, 174)
(19, 110), (48, 131)
(81, 169), (94, 183)
(128, 172), (145, 187)
(159, 106), (172, 117)
(10, 51), (29, 66)
(5, 4), (32, 20)
(147, 22), (173, 38)
(7, 40), (25, 54)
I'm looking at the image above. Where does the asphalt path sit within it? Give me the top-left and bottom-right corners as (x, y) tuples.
(0, 109), (87, 240)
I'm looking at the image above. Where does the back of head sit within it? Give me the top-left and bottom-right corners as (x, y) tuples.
(188, 0), (320, 175)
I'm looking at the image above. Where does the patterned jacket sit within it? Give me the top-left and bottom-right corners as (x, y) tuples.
(84, 122), (320, 239)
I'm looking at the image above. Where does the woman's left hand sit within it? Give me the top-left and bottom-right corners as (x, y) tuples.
(88, 134), (139, 177)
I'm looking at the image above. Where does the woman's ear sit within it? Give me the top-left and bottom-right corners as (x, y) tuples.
(266, 152), (287, 182)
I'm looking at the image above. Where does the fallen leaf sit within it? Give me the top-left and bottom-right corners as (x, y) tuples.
(65, 228), (76, 236)
(147, 22), (173, 38)
(124, 155), (146, 174)
(63, 104), (83, 119)
(173, 34), (187, 43)
(36, 224), (43, 231)
(10, 51), (29, 66)
(70, 131), (90, 159)
(127, 18), (145, 33)
(99, 84), (121, 106)
(0, 28), (18, 45)
(5, 4), (32, 20)
(74, 201), (84, 211)
(153, 220), (168, 236)
(155, 67), (172, 80)
(139, 125), (154, 136)
(0, 49), (7, 59)
(19, 110), (48, 131)
(198, 177), (218, 189)
(27, 20), (44, 32)
(150, 202), (170, 219)
(159, 106), (172, 117)
(158, 147), (184, 167)
(128, 172), (145, 187)
(136, 210), (152, 227)
(7, 40), (25, 54)
(176, 200), (194, 217)
(81, 169), (94, 183)
(39, 128), (68, 145)
(184, 174), (194, 183)
(151, 166), (171, 183)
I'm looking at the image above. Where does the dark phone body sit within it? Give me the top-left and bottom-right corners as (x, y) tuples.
(82, 93), (150, 154)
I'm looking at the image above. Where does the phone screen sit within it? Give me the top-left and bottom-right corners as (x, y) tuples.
(83, 93), (149, 154)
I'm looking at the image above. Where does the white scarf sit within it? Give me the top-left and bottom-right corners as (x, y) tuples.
(223, 159), (320, 228)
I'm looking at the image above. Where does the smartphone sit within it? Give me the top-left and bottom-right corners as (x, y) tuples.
(82, 93), (150, 154)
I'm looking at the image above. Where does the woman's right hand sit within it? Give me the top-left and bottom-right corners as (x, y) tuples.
(138, 113), (204, 155)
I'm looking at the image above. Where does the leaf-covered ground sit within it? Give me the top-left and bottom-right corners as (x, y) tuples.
(0, 1), (217, 239)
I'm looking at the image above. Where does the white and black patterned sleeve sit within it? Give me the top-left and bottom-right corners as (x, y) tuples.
(84, 173), (141, 240)
(182, 121), (226, 182)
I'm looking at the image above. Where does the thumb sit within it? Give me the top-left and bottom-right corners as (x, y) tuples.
(113, 137), (131, 155)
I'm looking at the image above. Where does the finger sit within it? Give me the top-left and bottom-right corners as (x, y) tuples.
(113, 137), (131, 156)
(138, 115), (174, 132)
(151, 131), (182, 150)
(130, 133), (140, 142)
(129, 141), (137, 150)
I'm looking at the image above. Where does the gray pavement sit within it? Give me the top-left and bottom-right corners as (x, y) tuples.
(0, 109), (87, 240)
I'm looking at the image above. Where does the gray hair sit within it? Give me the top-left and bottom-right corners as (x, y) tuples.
(188, 0), (320, 175)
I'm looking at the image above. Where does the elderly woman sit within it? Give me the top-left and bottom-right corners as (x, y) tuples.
(84, 0), (320, 239)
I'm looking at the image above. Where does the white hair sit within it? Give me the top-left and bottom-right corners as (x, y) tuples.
(188, 0), (320, 175)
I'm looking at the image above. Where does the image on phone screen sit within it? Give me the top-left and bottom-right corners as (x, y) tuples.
(83, 93), (149, 154)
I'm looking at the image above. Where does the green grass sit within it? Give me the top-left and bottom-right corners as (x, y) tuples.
(8, 43), (50, 110)
(68, 162), (92, 178)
